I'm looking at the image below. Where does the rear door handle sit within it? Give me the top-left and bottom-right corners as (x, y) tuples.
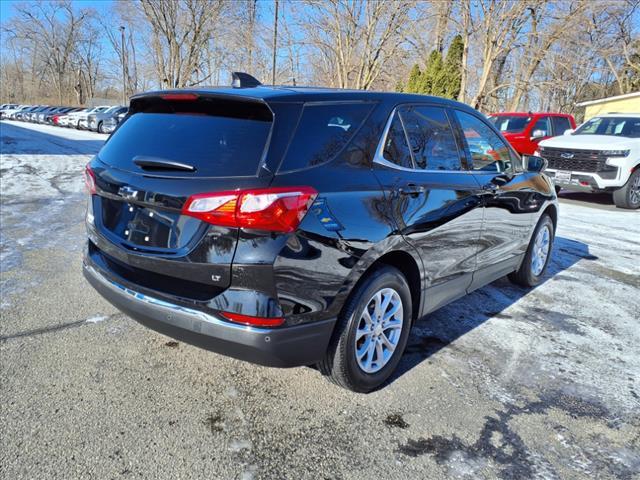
(398, 184), (425, 196)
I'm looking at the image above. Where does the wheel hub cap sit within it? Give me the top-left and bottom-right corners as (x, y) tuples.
(354, 288), (404, 374)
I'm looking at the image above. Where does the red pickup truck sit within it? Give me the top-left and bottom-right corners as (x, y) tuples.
(488, 112), (576, 155)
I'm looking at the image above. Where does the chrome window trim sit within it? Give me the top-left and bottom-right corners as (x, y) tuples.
(372, 105), (469, 174)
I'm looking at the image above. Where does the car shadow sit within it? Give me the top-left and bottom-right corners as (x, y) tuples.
(558, 190), (613, 206)
(0, 120), (106, 155)
(384, 236), (596, 389)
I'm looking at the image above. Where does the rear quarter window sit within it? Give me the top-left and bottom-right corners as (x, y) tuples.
(278, 103), (374, 172)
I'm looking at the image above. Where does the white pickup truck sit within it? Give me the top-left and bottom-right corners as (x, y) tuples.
(538, 113), (640, 209)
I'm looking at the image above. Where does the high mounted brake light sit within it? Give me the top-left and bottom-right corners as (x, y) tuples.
(160, 93), (198, 101)
(182, 187), (318, 233)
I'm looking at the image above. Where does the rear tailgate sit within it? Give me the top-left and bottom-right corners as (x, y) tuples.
(88, 93), (275, 292)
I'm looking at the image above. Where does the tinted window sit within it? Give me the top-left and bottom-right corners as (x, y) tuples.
(382, 111), (413, 169)
(574, 116), (640, 138)
(279, 103), (373, 172)
(400, 106), (461, 170)
(490, 115), (531, 132)
(455, 111), (513, 172)
(531, 117), (550, 136)
(99, 113), (271, 176)
(551, 116), (571, 135)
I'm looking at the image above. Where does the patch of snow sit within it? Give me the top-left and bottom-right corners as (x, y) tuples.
(86, 315), (108, 324)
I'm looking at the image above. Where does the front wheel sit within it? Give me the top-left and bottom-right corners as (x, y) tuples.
(97, 121), (104, 134)
(509, 214), (555, 287)
(612, 169), (640, 209)
(318, 265), (412, 393)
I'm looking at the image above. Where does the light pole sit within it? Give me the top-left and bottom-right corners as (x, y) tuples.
(119, 26), (126, 105)
(271, 0), (279, 85)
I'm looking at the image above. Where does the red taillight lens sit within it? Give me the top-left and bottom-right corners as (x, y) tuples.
(182, 187), (318, 233)
(220, 311), (285, 327)
(84, 165), (96, 194)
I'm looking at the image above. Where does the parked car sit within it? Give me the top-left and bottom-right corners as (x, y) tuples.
(0, 104), (24, 119)
(15, 105), (41, 121)
(35, 106), (61, 124)
(45, 107), (73, 124)
(0, 104), (19, 118)
(88, 106), (128, 133)
(83, 74), (558, 392)
(77, 106), (110, 129)
(488, 112), (576, 155)
(538, 113), (640, 209)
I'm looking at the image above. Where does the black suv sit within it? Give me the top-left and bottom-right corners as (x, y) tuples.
(84, 74), (558, 392)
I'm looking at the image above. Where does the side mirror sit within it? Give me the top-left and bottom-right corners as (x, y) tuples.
(531, 129), (547, 139)
(563, 128), (575, 135)
(524, 155), (547, 173)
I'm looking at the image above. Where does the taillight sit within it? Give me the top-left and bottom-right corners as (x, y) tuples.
(84, 164), (96, 194)
(220, 311), (285, 327)
(182, 187), (317, 233)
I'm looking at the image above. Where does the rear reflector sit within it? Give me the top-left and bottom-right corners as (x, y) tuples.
(84, 164), (96, 194)
(220, 311), (285, 327)
(160, 93), (198, 101)
(182, 186), (317, 233)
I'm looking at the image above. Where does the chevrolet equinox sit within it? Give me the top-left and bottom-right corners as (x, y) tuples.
(84, 73), (558, 392)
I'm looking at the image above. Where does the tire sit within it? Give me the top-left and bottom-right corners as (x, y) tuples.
(612, 169), (640, 210)
(554, 185), (561, 195)
(318, 265), (413, 393)
(97, 121), (105, 134)
(76, 120), (81, 130)
(508, 214), (554, 287)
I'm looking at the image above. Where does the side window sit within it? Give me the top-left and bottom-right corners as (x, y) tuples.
(531, 116), (551, 136)
(455, 110), (513, 173)
(399, 106), (462, 171)
(279, 103), (373, 172)
(551, 116), (571, 135)
(382, 111), (413, 169)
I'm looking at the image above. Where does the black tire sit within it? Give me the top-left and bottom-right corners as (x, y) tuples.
(612, 169), (640, 210)
(554, 185), (562, 195)
(318, 265), (413, 393)
(509, 214), (555, 287)
(97, 121), (104, 134)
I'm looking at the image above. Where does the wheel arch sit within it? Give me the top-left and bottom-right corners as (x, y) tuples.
(337, 249), (422, 322)
(542, 203), (558, 232)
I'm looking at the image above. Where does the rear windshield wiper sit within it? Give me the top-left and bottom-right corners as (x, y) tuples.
(133, 156), (196, 172)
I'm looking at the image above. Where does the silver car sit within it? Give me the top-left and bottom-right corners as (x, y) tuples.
(88, 106), (128, 133)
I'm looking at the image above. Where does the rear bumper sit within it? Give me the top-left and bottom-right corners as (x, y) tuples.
(83, 261), (335, 368)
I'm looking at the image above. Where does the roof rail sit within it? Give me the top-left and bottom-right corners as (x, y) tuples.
(231, 72), (262, 89)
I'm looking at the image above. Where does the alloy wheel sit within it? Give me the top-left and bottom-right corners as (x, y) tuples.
(531, 224), (551, 276)
(354, 287), (403, 374)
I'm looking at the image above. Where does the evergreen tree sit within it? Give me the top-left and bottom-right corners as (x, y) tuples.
(405, 64), (422, 93)
(421, 50), (444, 95)
(441, 34), (464, 99)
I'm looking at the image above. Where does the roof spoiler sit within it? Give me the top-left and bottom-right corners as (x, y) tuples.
(232, 72), (262, 89)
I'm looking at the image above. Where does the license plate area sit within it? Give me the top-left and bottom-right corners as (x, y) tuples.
(100, 197), (201, 250)
(555, 170), (572, 183)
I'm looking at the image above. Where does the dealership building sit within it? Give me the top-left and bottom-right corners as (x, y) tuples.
(576, 91), (640, 120)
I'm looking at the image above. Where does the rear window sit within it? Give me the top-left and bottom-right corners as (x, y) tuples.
(278, 103), (373, 172)
(98, 112), (272, 177)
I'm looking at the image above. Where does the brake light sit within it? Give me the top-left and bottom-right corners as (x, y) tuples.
(220, 311), (285, 327)
(84, 164), (96, 194)
(182, 187), (317, 233)
(160, 93), (198, 101)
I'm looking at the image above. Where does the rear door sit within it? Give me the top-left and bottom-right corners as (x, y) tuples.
(451, 109), (538, 290)
(372, 104), (484, 313)
(89, 94), (279, 289)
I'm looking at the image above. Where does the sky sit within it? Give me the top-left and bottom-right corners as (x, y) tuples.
(0, 0), (115, 23)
